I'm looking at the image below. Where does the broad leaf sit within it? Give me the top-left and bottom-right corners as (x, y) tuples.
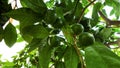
(46, 0), (54, 9)
(4, 23), (17, 47)
(3, 8), (42, 28)
(55, 7), (65, 21)
(92, 3), (102, 26)
(44, 10), (57, 24)
(0, 26), (3, 41)
(27, 38), (47, 52)
(22, 24), (49, 39)
(38, 45), (52, 68)
(105, 0), (120, 17)
(74, 2), (83, 18)
(62, 26), (74, 44)
(20, 0), (47, 14)
(85, 42), (120, 68)
(55, 62), (65, 68)
(64, 46), (79, 68)
(27, 38), (42, 52)
(99, 28), (112, 40)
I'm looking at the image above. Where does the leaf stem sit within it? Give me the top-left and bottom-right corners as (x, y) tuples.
(78, 0), (96, 23)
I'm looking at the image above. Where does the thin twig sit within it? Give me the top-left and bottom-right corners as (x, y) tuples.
(78, 0), (96, 23)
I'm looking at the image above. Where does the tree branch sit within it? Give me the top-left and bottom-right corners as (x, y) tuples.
(73, 36), (85, 68)
(78, 0), (96, 23)
(98, 11), (120, 26)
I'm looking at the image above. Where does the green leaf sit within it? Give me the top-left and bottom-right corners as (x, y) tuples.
(105, 0), (120, 17)
(21, 34), (33, 43)
(4, 23), (17, 47)
(110, 9), (114, 16)
(74, 2), (83, 18)
(17, 34), (24, 42)
(2, 62), (14, 68)
(85, 42), (120, 68)
(64, 46), (79, 68)
(27, 38), (47, 52)
(55, 62), (65, 68)
(38, 45), (52, 68)
(92, 3), (102, 26)
(62, 26), (74, 44)
(55, 7), (65, 21)
(20, 0), (47, 14)
(46, 0), (54, 8)
(27, 38), (42, 52)
(0, 26), (3, 42)
(44, 10), (57, 24)
(99, 28), (112, 40)
(81, 0), (89, 7)
(22, 24), (49, 39)
(3, 8), (42, 28)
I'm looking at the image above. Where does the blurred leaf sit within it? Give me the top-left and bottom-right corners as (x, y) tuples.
(38, 45), (53, 68)
(46, 0), (54, 8)
(64, 46), (79, 68)
(105, 0), (120, 17)
(22, 24), (49, 39)
(62, 26), (74, 44)
(55, 61), (65, 68)
(4, 23), (17, 47)
(27, 38), (46, 52)
(85, 42), (120, 68)
(75, 2), (83, 18)
(112, 28), (120, 32)
(82, 0), (89, 7)
(44, 10), (57, 24)
(20, 0), (47, 14)
(2, 62), (14, 68)
(3, 8), (42, 28)
(110, 9), (114, 16)
(17, 34), (24, 42)
(0, 26), (3, 41)
(0, 0), (12, 26)
(55, 7), (65, 21)
(92, 3), (102, 26)
(99, 28), (112, 40)
(21, 34), (33, 43)
(55, 45), (67, 60)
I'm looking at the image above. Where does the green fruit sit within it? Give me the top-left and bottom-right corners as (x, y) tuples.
(71, 23), (84, 35)
(79, 32), (95, 47)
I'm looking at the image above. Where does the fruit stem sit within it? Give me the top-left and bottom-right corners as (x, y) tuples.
(73, 35), (85, 68)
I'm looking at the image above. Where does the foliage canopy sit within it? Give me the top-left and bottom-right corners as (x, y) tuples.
(1, 0), (120, 68)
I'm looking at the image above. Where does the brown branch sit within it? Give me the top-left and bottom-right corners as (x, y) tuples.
(78, 0), (96, 23)
(73, 36), (85, 68)
(73, 45), (85, 68)
(98, 11), (111, 24)
(98, 11), (120, 26)
(87, 0), (120, 26)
